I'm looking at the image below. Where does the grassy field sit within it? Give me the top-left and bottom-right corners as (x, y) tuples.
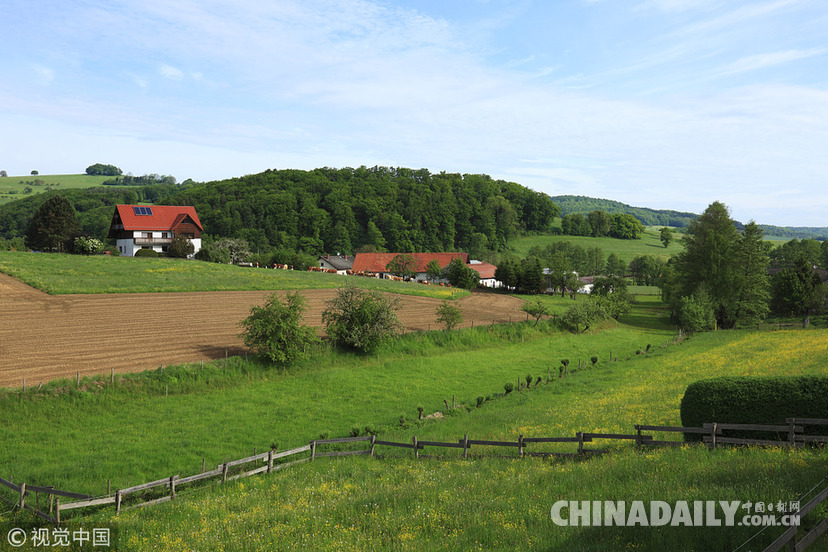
(1, 306), (826, 550)
(509, 226), (684, 264)
(0, 174), (110, 205)
(0, 250), (465, 298)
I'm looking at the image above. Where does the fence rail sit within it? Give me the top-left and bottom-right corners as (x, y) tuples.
(4, 418), (826, 551)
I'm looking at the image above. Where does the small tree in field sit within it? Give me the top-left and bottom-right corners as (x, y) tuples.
(435, 299), (463, 330)
(240, 292), (319, 372)
(322, 286), (403, 352)
(521, 299), (550, 327)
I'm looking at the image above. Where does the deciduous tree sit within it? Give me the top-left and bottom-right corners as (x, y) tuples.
(240, 292), (319, 368)
(25, 195), (79, 252)
(322, 286), (403, 352)
(435, 299), (463, 330)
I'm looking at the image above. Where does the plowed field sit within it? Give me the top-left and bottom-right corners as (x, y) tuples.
(0, 273), (526, 389)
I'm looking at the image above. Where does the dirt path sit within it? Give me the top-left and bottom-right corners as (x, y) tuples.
(0, 273), (526, 389)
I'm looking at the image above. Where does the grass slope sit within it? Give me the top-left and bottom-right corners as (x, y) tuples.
(0, 174), (110, 205)
(0, 250), (464, 298)
(510, 226), (683, 264)
(68, 328), (828, 552)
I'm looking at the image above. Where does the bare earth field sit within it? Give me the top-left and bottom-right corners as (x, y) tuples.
(0, 273), (525, 389)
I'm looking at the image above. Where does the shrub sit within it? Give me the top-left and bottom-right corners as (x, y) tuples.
(167, 234), (195, 258)
(525, 374), (533, 388)
(504, 382), (514, 394)
(677, 293), (715, 333)
(591, 356), (598, 366)
(318, 431), (330, 440)
(134, 248), (158, 257)
(680, 376), (828, 441)
(350, 426), (361, 437)
(435, 299), (463, 331)
(239, 292), (319, 365)
(322, 286), (403, 352)
(476, 396), (485, 407)
(73, 236), (104, 255)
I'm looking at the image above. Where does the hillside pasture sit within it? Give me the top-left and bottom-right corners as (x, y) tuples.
(510, 225), (684, 264)
(0, 174), (110, 205)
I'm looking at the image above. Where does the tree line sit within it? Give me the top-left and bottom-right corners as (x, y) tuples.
(559, 210), (645, 239)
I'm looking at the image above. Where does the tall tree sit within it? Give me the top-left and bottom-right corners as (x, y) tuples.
(670, 202), (772, 329)
(25, 195), (79, 252)
(672, 202), (740, 327)
(730, 221), (771, 326)
(659, 227), (673, 248)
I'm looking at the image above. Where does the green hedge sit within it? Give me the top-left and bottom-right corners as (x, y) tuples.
(134, 248), (159, 258)
(680, 376), (828, 442)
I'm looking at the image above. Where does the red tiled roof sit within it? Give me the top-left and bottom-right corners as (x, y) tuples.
(114, 205), (203, 232)
(469, 261), (497, 279)
(352, 252), (469, 273)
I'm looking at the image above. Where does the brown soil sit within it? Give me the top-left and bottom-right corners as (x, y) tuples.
(0, 273), (526, 389)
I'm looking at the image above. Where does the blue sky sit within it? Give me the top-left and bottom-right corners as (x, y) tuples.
(2, 0), (827, 226)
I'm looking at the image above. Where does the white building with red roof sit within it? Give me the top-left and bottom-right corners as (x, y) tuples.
(108, 205), (203, 257)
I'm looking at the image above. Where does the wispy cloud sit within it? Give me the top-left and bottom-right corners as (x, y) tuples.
(717, 48), (826, 76)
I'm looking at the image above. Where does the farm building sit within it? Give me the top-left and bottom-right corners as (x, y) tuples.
(108, 205), (202, 257)
(352, 252), (469, 282)
(469, 260), (502, 288)
(317, 254), (355, 274)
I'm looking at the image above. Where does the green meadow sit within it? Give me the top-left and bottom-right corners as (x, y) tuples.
(510, 225), (684, 264)
(0, 251), (463, 298)
(0, 174), (110, 205)
(1, 300), (826, 549)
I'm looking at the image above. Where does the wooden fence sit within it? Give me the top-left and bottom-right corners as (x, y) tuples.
(3, 418), (826, 550)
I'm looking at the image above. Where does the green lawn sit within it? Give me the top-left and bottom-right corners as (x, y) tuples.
(0, 174), (110, 205)
(510, 226), (683, 264)
(1, 325), (820, 551)
(0, 250), (464, 298)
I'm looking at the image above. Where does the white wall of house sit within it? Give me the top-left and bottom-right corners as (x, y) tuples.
(116, 231), (201, 257)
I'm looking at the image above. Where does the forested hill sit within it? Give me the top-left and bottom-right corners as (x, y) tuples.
(550, 195), (698, 227)
(552, 195), (827, 239)
(157, 167), (558, 254)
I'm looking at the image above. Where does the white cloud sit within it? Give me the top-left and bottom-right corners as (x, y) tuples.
(718, 48), (826, 76)
(159, 64), (185, 80)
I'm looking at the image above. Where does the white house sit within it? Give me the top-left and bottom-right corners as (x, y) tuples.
(107, 205), (203, 257)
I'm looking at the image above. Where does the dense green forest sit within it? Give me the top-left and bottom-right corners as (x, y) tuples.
(551, 195), (698, 227)
(0, 167), (557, 257)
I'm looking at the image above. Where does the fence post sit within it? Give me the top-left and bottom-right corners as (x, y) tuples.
(115, 490), (121, 514)
(222, 463), (228, 482)
(787, 418), (797, 448)
(518, 434), (524, 457)
(370, 435), (376, 457)
(710, 423), (718, 450)
(635, 425), (642, 449)
(19, 482), (26, 510)
(267, 449), (274, 473)
(577, 432), (584, 455)
(170, 475), (177, 500)
(413, 436), (419, 459)
(55, 497), (60, 524)
(310, 441), (317, 461)
(463, 434), (469, 458)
